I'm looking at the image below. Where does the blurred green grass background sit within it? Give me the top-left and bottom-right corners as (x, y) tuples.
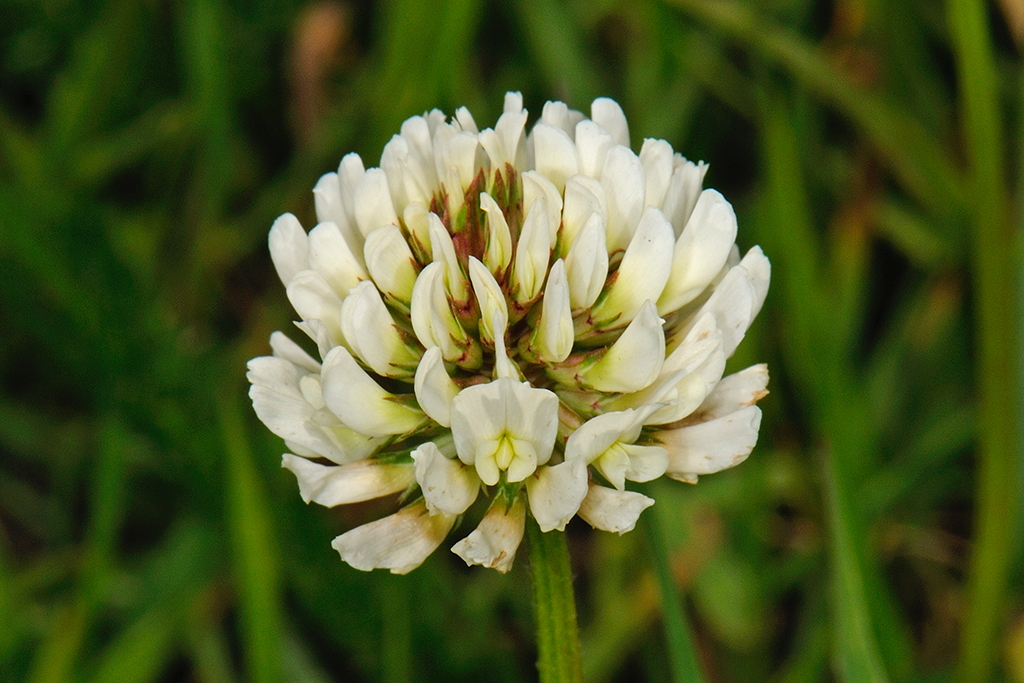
(1, 0), (1022, 681)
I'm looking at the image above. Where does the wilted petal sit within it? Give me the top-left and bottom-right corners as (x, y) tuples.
(533, 123), (579, 192)
(658, 190), (738, 315)
(531, 259), (573, 363)
(269, 213), (309, 286)
(658, 405), (762, 481)
(364, 224), (418, 303)
(413, 346), (460, 427)
(479, 191), (513, 274)
(282, 454), (415, 507)
(451, 496), (526, 573)
(321, 346), (425, 437)
(412, 442), (480, 515)
(582, 301), (665, 393)
(601, 145), (646, 252)
(577, 484), (654, 534)
(591, 207), (674, 327)
(331, 501), (456, 574)
(526, 459), (589, 532)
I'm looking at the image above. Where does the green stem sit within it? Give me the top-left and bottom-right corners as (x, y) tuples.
(527, 516), (583, 683)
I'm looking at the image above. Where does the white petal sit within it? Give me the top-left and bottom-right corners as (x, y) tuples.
(575, 120), (614, 180)
(689, 364), (769, 422)
(437, 129), (480, 192)
(582, 301), (665, 393)
(403, 202), (432, 260)
(455, 106), (478, 133)
(591, 207), (675, 327)
(479, 107), (528, 169)
(504, 91), (524, 113)
(658, 405), (762, 480)
(468, 257), (509, 346)
(451, 496), (526, 573)
(619, 443), (669, 483)
(591, 97), (630, 147)
(282, 454), (414, 507)
(269, 213), (309, 286)
(410, 262), (470, 363)
(294, 318), (334, 361)
(657, 190), (738, 315)
(577, 484), (654, 534)
(564, 405), (655, 463)
(601, 145), (646, 252)
(412, 442), (480, 515)
(308, 221), (368, 297)
(511, 198), (552, 304)
(561, 175), (607, 251)
(479, 191), (513, 274)
(526, 459), (589, 532)
(380, 135), (410, 212)
(522, 171), (563, 243)
(532, 123), (579, 192)
(640, 138), (674, 209)
(321, 346), (424, 437)
(564, 213), (609, 310)
(661, 157), (707, 237)
(339, 281), (419, 377)
(364, 224), (418, 303)
(428, 212), (469, 302)
(286, 270), (344, 344)
(353, 167), (399, 237)
(686, 246), (771, 358)
(413, 346), (460, 427)
(270, 331), (320, 372)
(540, 100), (574, 135)
(644, 348), (726, 425)
(331, 501), (456, 574)
(532, 259), (573, 363)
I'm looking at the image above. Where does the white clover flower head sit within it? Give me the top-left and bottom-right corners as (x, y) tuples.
(247, 93), (770, 574)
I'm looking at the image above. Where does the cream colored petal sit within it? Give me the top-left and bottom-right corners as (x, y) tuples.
(286, 269), (344, 345)
(531, 259), (573, 363)
(353, 167), (399, 237)
(428, 212), (469, 302)
(620, 443), (668, 483)
(451, 496), (526, 573)
(601, 145), (646, 252)
(689, 364), (769, 422)
(413, 346), (460, 427)
(339, 281), (419, 377)
(526, 459), (589, 532)
(658, 405), (762, 480)
(640, 138), (674, 209)
(269, 213), (309, 286)
(564, 213), (608, 310)
(522, 171), (563, 243)
(282, 454), (415, 507)
(320, 346), (424, 437)
(511, 198), (552, 304)
(591, 97), (630, 147)
(468, 257), (509, 346)
(331, 501), (456, 574)
(532, 123), (579, 192)
(591, 207), (675, 327)
(661, 158), (708, 237)
(657, 190), (738, 315)
(364, 224), (418, 303)
(479, 192), (513, 274)
(577, 484), (654, 535)
(308, 221), (368, 297)
(582, 301), (665, 393)
(575, 120), (614, 180)
(561, 175), (606, 251)
(412, 442), (480, 515)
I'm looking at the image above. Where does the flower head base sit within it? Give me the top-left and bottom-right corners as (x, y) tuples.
(248, 93), (770, 574)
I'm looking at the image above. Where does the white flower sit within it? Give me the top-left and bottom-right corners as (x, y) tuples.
(248, 93), (769, 574)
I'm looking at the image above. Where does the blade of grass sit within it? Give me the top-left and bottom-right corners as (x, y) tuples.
(643, 503), (706, 683)
(221, 395), (282, 683)
(947, 1), (1020, 681)
(665, 0), (965, 225)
